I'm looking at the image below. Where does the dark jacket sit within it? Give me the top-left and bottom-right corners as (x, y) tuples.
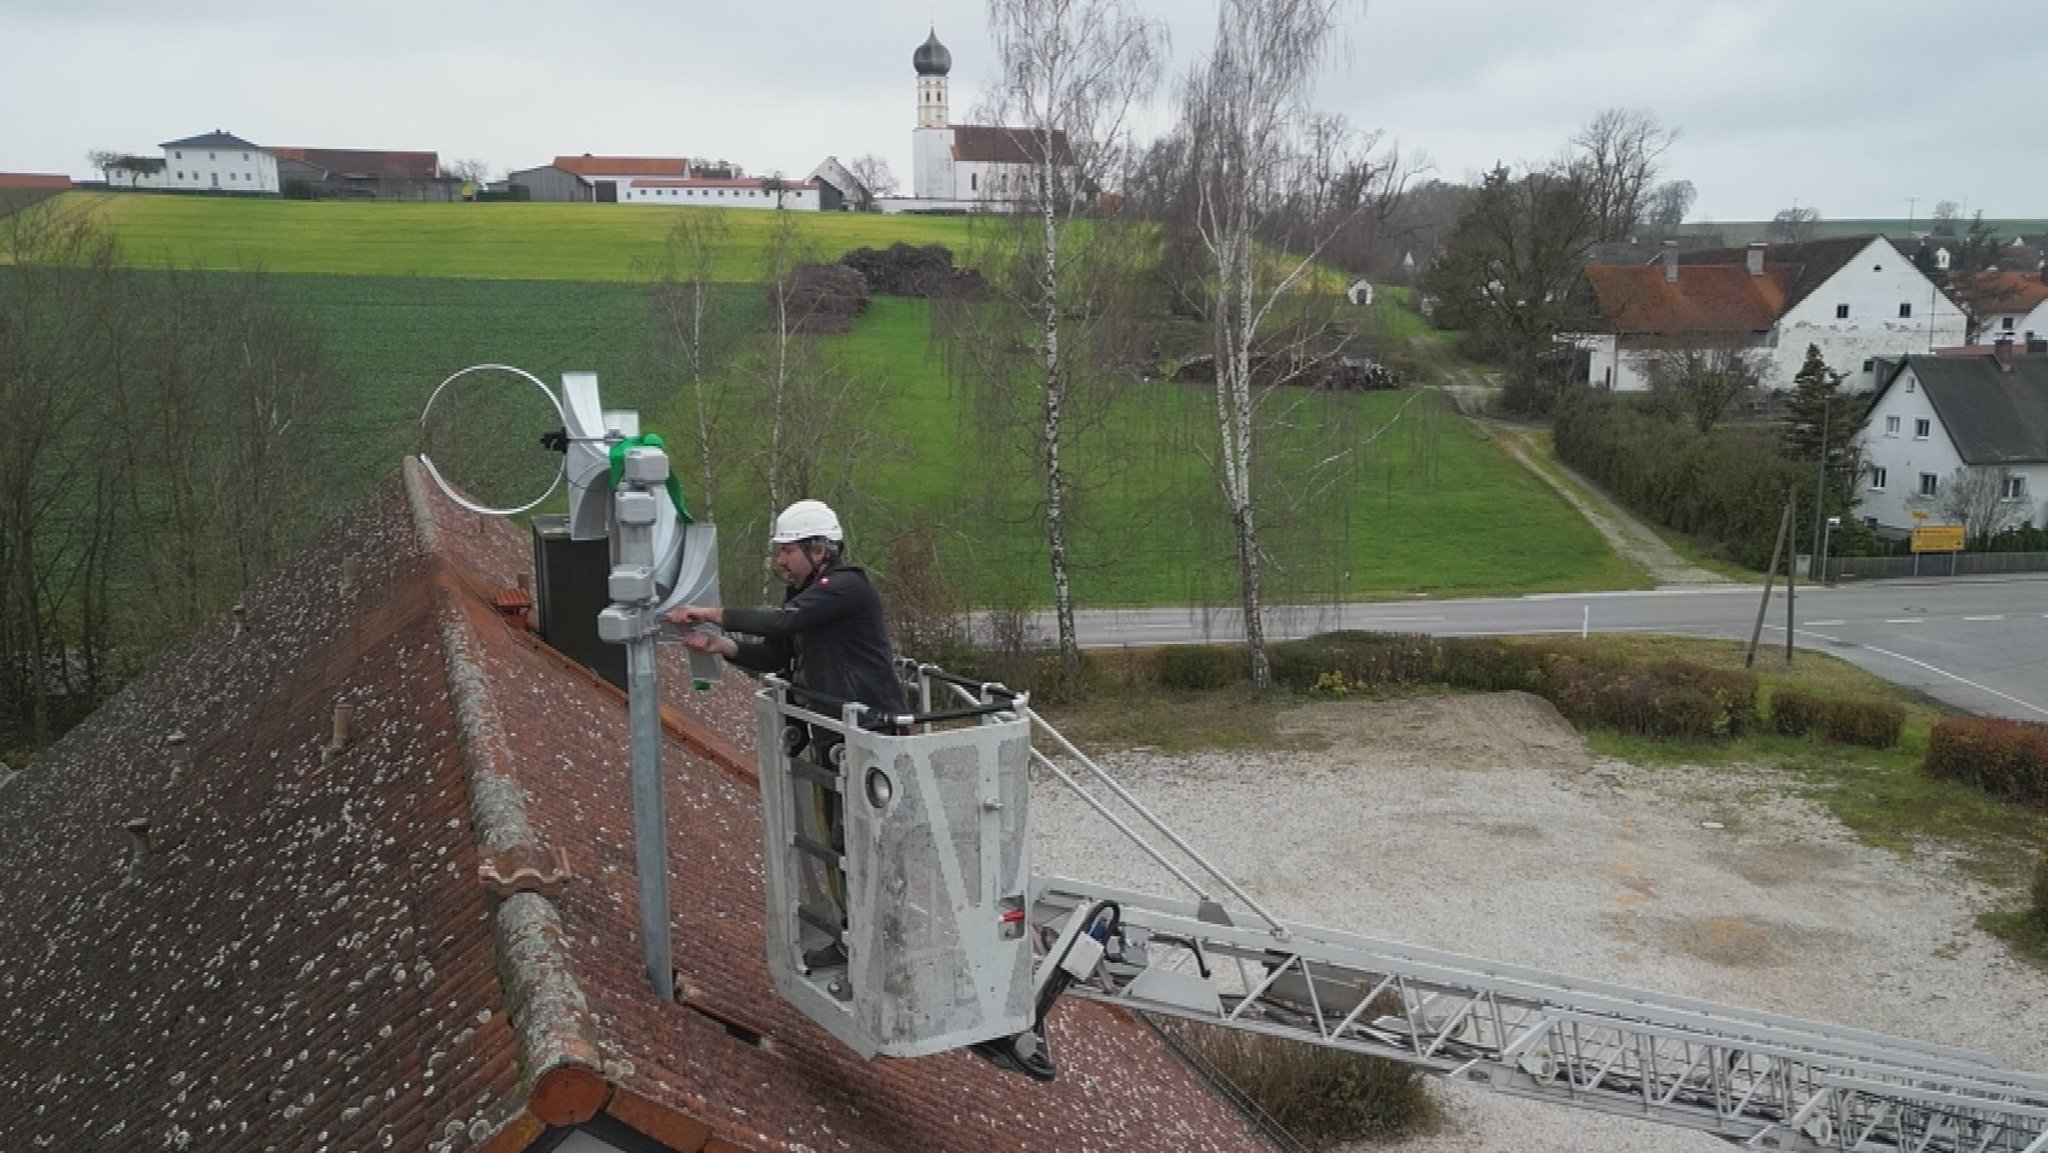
(722, 560), (909, 721)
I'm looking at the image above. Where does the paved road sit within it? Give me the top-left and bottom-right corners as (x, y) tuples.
(1028, 577), (2048, 721)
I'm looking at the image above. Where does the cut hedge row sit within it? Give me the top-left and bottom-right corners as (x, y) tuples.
(1270, 633), (1757, 741)
(1923, 716), (2048, 808)
(1770, 688), (1904, 749)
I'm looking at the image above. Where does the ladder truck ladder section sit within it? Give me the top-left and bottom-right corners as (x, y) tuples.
(1030, 877), (2048, 1153)
(751, 666), (2048, 1153)
(1003, 689), (2048, 1153)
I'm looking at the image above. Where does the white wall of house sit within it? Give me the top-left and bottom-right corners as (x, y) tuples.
(1978, 299), (2048, 344)
(159, 143), (278, 194)
(1856, 367), (1966, 530)
(623, 181), (819, 209)
(1576, 333), (1774, 393)
(1765, 239), (1966, 393)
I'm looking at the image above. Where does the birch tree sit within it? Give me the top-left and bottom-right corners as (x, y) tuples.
(1181, 0), (1354, 689)
(646, 209), (735, 519)
(966, 0), (1166, 687)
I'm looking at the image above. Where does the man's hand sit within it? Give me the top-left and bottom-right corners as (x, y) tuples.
(664, 604), (721, 627)
(681, 630), (737, 659)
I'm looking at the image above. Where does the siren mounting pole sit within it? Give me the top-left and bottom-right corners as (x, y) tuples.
(598, 439), (676, 999)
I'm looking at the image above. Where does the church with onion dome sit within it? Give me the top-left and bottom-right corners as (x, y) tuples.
(897, 27), (1076, 211)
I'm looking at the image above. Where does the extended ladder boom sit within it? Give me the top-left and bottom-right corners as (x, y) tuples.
(749, 665), (2048, 1153)
(1030, 879), (2048, 1153)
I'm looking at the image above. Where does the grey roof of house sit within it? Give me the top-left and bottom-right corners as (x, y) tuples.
(1906, 355), (2048, 465)
(159, 129), (263, 150)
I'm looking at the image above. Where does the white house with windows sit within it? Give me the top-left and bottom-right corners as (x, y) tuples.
(1577, 237), (1967, 394)
(1959, 269), (2048, 344)
(136, 130), (279, 195)
(1855, 348), (2048, 534)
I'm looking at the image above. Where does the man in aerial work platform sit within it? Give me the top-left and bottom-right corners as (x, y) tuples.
(665, 498), (906, 724)
(665, 498), (1056, 1080)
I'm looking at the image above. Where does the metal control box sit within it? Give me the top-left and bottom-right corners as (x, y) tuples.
(755, 688), (1034, 1060)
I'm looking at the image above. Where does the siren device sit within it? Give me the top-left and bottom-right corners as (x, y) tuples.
(421, 365), (722, 998)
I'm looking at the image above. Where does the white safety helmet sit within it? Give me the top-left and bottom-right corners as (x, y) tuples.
(769, 499), (844, 545)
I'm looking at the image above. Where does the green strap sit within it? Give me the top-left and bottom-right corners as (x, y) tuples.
(607, 433), (693, 522)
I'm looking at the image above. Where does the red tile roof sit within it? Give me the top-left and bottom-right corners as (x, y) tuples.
(1955, 269), (2048, 313)
(270, 147), (442, 180)
(0, 172), (72, 189)
(0, 461), (1279, 1153)
(1582, 263), (1789, 335)
(1677, 236), (1886, 313)
(555, 155), (691, 178)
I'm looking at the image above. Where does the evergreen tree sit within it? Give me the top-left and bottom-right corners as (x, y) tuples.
(1781, 343), (1865, 526)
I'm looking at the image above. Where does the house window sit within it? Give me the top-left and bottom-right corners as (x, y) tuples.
(175, 151), (182, 159)
(2004, 476), (2028, 501)
(1836, 304), (1850, 319)
(1899, 303), (1913, 318)
(1919, 473), (1940, 497)
(1869, 466), (1888, 491)
(1863, 359), (1875, 372)
(971, 172), (978, 191)
(1914, 418), (1931, 439)
(1885, 415), (1900, 436)
(209, 151), (216, 160)
(2004, 317), (2017, 330)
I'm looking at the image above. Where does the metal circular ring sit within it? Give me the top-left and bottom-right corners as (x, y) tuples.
(417, 363), (567, 517)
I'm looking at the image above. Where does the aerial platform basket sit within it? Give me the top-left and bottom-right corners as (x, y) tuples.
(755, 667), (1035, 1060)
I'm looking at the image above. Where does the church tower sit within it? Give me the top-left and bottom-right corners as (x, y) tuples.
(913, 28), (951, 128)
(911, 28), (956, 199)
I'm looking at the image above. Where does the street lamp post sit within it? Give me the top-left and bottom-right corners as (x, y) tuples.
(1820, 516), (1841, 585)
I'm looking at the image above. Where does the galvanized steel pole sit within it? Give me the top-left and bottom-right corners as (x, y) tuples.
(627, 631), (673, 1000)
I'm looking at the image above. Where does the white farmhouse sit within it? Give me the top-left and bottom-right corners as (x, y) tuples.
(155, 130), (278, 195)
(1577, 237), (1966, 394)
(508, 154), (841, 210)
(1855, 345), (2048, 534)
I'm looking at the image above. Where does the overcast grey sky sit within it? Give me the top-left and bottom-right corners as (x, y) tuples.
(3, 0), (2040, 223)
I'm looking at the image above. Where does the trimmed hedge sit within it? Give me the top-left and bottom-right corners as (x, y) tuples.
(1817, 698), (1905, 749)
(1923, 717), (2048, 807)
(1648, 661), (1760, 736)
(2034, 846), (2048, 930)
(1545, 658), (1724, 740)
(1155, 644), (1245, 690)
(1770, 688), (1823, 737)
(1769, 689), (1904, 749)
(1269, 633), (1757, 741)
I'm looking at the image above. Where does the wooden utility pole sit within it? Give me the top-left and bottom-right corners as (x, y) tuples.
(1746, 488), (1795, 669)
(1784, 489), (1798, 665)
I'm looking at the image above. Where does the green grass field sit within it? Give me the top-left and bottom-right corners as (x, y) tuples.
(37, 194), (1646, 607)
(40, 192), (982, 282)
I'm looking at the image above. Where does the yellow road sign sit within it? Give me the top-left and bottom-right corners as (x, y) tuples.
(1911, 524), (1965, 553)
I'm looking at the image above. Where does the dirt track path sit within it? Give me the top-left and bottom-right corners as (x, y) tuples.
(1433, 371), (1728, 588)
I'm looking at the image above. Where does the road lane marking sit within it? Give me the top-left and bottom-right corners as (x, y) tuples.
(1964, 615), (2006, 621)
(1884, 618), (1924, 624)
(1806, 619), (1844, 626)
(1771, 626), (2048, 720)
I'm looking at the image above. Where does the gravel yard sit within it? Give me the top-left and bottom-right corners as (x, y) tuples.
(1030, 692), (2048, 1152)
